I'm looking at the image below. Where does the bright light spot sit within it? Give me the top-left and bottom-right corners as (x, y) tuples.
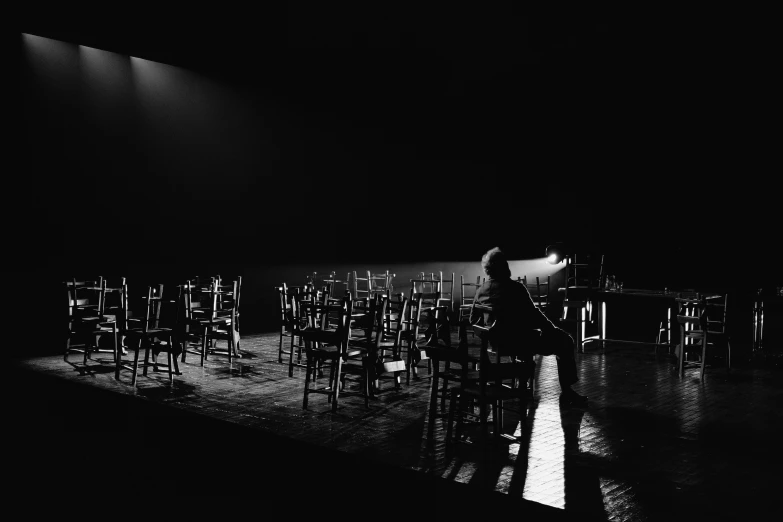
(548, 253), (560, 264)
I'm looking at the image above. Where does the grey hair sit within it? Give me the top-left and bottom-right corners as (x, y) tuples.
(481, 247), (511, 278)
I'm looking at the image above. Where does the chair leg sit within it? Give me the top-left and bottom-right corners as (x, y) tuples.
(289, 332), (296, 378)
(278, 329), (284, 364)
(446, 388), (459, 445)
(727, 340), (732, 371)
(480, 400), (489, 442)
(115, 341), (121, 380)
(227, 328), (233, 364)
(427, 364), (439, 439)
(455, 392), (466, 441)
(201, 328), (207, 366)
(678, 327), (685, 377)
(332, 357), (343, 413)
(363, 357), (370, 408)
(143, 338), (152, 377)
(131, 339), (142, 386)
(303, 349), (312, 410)
(172, 342), (181, 375)
(406, 342), (413, 386)
(700, 340), (707, 380)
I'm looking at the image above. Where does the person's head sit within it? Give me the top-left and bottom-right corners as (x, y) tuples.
(481, 247), (511, 279)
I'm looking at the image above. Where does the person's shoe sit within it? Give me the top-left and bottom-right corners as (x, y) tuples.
(560, 390), (589, 407)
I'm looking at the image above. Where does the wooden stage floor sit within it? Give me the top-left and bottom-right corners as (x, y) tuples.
(9, 331), (782, 521)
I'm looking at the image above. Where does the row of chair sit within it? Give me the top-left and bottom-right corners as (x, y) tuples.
(309, 270), (552, 324)
(65, 275), (242, 386)
(277, 277), (539, 446)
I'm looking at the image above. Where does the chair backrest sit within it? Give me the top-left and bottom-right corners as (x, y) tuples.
(412, 273), (441, 295)
(352, 270), (371, 301)
(298, 294), (353, 349)
(319, 271), (349, 299)
(704, 293), (728, 334)
(278, 284), (293, 326)
(292, 285), (329, 329)
(520, 275), (550, 308)
(66, 278), (105, 320)
(676, 296), (708, 333)
(358, 294), (389, 353)
(101, 277), (126, 321)
(564, 253), (604, 289)
(410, 290), (443, 336)
(214, 279), (239, 322)
(471, 303), (540, 359)
(436, 272), (455, 309)
(369, 270), (394, 298)
(460, 275), (483, 307)
(563, 253), (604, 305)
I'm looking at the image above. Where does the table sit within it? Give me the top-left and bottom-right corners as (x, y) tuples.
(754, 291), (783, 353)
(581, 288), (710, 354)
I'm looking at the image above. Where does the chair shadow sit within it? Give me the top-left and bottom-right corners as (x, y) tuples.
(66, 360), (117, 376)
(560, 406), (609, 521)
(561, 406), (683, 520)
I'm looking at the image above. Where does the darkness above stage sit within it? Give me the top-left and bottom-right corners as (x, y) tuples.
(15, 8), (777, 281)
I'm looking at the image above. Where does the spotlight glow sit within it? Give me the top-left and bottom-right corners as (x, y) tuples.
(547, 253), (560, 264)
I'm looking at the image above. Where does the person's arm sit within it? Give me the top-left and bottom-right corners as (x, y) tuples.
(519, 281), (557, 332)
(469, 285), (487, 325)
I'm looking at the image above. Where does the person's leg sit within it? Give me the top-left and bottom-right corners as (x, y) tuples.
(539, 328), (587, 405)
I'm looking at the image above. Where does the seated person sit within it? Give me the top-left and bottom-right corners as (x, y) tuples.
(469, 247), (588, 407)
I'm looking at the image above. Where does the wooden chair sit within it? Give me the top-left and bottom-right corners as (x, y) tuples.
(180, 280), (212, 365)
(116, 284), (180, 385)
(382, 291), (406, 343)
(278, 283), (296, 364)
(431, 271), (456, 316)
(351, 270), (371, 302)
(65, 278), (119, 365)
(458, 275), (484, 324)
(559, 253), (605, 352)
(676, 294), (731, 380)
(287, 285), (323, 377)
(368, 270), (395, 298)
(352, 295), (407, 397)
(300, 295), (368, 412)
(201, 279), (241, 361)
(446, 304), (537, 445)
(424, 317), (480, 439)
(520, 275), (550, 314)
(400, 289), (443, 385)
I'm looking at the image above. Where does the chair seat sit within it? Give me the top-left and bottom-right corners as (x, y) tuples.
(308, 343), (364, 359)
(460, 383), (522, 401)
(199, 317), (231, 326)
(127, 327), (172, 336)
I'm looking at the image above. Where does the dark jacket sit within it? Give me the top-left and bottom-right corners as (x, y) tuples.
(469, 276), (556, 353)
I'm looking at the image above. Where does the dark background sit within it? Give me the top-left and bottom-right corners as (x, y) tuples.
(11, 7), (779, 348)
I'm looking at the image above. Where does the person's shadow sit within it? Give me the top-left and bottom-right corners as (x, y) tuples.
(560, 405), (609, 521)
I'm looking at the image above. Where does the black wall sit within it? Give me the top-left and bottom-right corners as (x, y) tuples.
(13, 11), (778, 355)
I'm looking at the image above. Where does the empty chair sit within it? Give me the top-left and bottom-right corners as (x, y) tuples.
(116, 284), (180, 385)
(368, 270), (395, 299)
(287, 285), (321, 377)
(277, 283), (296, 364)
(65, 278), (119, 366)
(520, 275), (551, 313)
(399, 289), (445, 385)
(458, 275), (483, 324)
(424, 317), (480, 439)
(299, 295), (367, 412)
(179, 280), (212, 365)
(676, 294), (731, 380)
(351, 270), (371, 302)
(201, 279), (241, 361)
(559, 253), (605, 352)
